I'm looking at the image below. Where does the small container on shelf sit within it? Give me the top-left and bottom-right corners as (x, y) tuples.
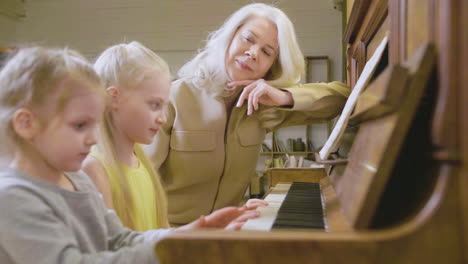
(294, 138), (306, 152)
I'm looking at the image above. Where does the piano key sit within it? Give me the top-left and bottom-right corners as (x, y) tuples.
(241, 206), (280, 231)
(242, 182), (325, 231)
(272, 182), (325, 229)
(241, 183), (290, 231)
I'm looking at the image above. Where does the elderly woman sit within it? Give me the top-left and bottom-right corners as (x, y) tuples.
(147, 3), (350, 225)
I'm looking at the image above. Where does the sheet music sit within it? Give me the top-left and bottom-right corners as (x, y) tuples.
(319, 35), (389, 160)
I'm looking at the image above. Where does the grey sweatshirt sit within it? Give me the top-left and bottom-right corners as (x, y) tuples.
(0, 168), (173, 264)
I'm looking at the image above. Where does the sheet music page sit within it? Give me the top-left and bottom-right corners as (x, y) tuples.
(319, 35), (389, 160)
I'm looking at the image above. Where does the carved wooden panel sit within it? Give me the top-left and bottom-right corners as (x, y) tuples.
(344, 0), (388, 89)
(406, 0), (432, 57)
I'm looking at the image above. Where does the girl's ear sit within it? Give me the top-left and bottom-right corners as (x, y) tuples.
(106, 86), (121, 108)
(11, 108), (39, 140)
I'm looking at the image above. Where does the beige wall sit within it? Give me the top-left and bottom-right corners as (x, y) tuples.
(0, 15), (16, 46)
(1, 0), (343, 81)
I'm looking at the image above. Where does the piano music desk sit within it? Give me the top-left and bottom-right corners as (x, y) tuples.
(267, 167), (326, 187)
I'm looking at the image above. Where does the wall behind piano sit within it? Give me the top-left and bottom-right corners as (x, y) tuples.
(0, 0), (344, 81)
(0, 15), (16, 47)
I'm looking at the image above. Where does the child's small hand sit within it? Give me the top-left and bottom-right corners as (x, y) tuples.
(178, 206), (263, 231)
(224, 209), (261, 230)
(177, 215), (207, 231)
(242, 198), (269, 210)
(203, 206), (247, 228)
(178, 206), (244, 230)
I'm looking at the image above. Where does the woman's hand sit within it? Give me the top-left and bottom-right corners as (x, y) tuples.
(228, 79), (293, 115)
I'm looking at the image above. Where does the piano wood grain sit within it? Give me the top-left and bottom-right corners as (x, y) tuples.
(268, 167), (326, 187)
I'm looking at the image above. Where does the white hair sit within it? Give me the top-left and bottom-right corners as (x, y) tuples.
(178, 3), (305, 95)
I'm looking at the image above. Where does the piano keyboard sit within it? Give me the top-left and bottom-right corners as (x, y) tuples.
(242, 182), (326, 231)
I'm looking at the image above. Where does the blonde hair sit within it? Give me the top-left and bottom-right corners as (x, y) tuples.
(178, 3), (305, 95)
(93, 41), (170, 228)
(0, 46), (102, 164)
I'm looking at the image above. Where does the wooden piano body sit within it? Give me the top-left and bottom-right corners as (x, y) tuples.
(155, 0), (467, 263)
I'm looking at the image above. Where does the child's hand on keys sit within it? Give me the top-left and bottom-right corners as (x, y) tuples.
(179, 206), (261, 231)
(224, 209), (262, 230)
(243, 198), (269, 210)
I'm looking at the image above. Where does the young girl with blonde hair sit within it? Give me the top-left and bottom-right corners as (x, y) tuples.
(83, 41), (263, 231)
(83, 41), (171, 230)
(0, 46), (172, 263)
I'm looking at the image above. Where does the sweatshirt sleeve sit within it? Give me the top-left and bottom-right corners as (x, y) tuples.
(0, 186), (161, 264)
(258, 81), (350, 131)
(104, 205), (175, 247)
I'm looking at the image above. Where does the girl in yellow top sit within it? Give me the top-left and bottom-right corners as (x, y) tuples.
(89, 147), (160, 231)
(83, 41), (265, 231)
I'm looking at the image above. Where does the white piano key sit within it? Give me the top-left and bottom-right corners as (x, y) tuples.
(241, 206), (280, 231)
(241, 183), (291, 231)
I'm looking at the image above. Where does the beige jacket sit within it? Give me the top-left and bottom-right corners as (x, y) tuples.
(148, 79), (350, 224)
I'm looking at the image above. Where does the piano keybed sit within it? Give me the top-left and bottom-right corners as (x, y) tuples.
(273, 182), (325, 229)
(242, 182), (326, 231)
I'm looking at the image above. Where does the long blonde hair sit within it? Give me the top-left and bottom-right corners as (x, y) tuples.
(0, 46), (102, 165)
(93, 41), (170, 228)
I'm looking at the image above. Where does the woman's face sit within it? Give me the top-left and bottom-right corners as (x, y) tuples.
(225, 16), (279, 82)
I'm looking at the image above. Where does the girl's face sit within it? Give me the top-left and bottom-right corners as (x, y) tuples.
(31, 77), (105, 172)
(114, 72), (170, 145)
(225, 16), (279, 82)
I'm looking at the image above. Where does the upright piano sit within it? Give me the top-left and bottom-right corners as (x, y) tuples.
(155, 0), (467, 263)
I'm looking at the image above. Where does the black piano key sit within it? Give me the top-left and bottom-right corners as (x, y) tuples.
(274, 221), (324, 228)
(272, 182), (325, 230)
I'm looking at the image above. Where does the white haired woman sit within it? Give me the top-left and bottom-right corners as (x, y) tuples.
(146, 3), (350, 226)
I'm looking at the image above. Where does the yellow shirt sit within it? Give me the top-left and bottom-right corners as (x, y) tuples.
(90, 147), (159, 231)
